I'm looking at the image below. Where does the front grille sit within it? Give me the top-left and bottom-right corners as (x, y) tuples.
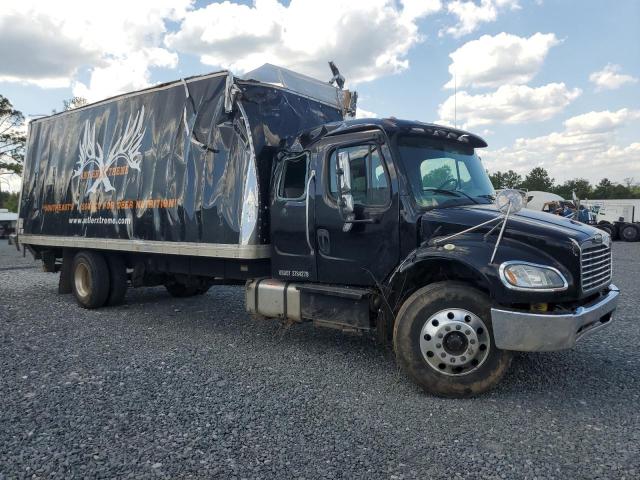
(581, 243), (612, 293)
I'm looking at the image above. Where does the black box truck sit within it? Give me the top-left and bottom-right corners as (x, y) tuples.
(15, 64), (619, 397)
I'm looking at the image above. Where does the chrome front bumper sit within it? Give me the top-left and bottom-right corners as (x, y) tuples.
(491, 285), (620, 351)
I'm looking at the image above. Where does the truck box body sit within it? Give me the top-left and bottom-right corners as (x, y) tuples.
(585, 199), (639, 223)
(18, 65), (347, 259)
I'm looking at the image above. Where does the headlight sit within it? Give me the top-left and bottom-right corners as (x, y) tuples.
(499, 261), (568, 291)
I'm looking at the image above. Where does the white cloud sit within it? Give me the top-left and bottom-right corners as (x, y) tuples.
(73, 49), (178, 103)
(355, 107), (379, 119)
(445, 33), (559, 89)
(165, 0), (442, 84)
(0, 12), (100, 88)
(441, 0), (520, 38)
(589, 64), (638, 91)
(0, 0), (190, 99)
(438, 82), (581, 128)
(482, 108), (640, 182)
(564, 108), (640, 134)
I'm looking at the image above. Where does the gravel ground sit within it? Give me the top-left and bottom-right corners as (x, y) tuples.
(1, 240), (639, 479)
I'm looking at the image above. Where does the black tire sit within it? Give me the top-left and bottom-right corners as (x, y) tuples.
(620, 224), (639, 242)
(106, 255), (128, 306)
(393, 281), (512, 398)
(72, 251), (110, 309)
(165, 282), (199, 298)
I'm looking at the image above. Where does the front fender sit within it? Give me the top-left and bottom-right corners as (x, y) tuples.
(385, 233), (579, 309)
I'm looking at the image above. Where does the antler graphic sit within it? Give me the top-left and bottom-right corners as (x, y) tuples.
(73, 120), (109, 193)
(72, 107), (146, 196)
(104, 106), (146, 172)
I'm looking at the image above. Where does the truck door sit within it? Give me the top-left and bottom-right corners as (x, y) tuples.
(270, 152), (317, 281)
(314, 132), (400, 286)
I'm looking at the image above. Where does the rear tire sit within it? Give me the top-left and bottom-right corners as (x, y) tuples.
(106, 255), (128, 306)
(72, 251), (110, 309)
(620, 224), (639, 242)
(393, 282), (512, 398)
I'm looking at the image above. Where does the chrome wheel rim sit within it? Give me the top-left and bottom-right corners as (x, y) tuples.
(419, 308), (490, 376)
(74, 263), (91, 298)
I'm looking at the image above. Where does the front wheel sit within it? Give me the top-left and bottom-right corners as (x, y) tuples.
(393, 282), (512, 397)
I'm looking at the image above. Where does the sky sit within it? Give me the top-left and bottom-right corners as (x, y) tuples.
(1, 0), (639, 192)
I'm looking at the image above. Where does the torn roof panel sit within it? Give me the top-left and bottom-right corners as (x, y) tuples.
(241, 63), (346, 111)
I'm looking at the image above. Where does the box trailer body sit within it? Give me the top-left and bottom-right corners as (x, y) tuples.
(19, 66), (347, 267)
(16, 65), (620, 397)
(583, 199), (640, 241)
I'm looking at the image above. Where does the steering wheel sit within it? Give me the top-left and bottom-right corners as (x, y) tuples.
(436, 177), (458, 190)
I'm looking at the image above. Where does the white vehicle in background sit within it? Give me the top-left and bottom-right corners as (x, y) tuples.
(584, 200), (640, 242)
(0, 209), (18, 239)
(525, 191), (565, 212)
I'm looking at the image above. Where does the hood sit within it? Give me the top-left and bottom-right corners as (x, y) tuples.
(420, 203), (598, 247)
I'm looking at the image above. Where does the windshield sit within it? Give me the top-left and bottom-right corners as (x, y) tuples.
(397, 136), (495, 209)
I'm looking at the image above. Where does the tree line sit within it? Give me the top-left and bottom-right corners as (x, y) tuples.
(489, 167), (640, 200)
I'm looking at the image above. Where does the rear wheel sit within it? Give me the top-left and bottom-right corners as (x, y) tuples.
(620, 224), (639, 242)
(72, 251), (110, 309)
(393, 282), (512, 397)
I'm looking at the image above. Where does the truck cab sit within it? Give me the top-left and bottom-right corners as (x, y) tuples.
(248, 117), (619, 397)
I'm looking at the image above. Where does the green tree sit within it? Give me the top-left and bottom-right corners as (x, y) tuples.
(554, 178), (592, 200)
(489, 170), (522, 189)
(521, 167), (554, 191)
(593, 178), (614, 199)
(0, 191), (19, 211)
(610, 183), (633, 199)
(0, 95), (26, 175)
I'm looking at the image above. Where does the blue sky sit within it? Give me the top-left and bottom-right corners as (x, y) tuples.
(1, 0), (639, 187)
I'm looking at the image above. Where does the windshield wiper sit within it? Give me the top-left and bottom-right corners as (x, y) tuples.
(423, 188), (460, 196)
(454, 189), (480, 204)
(423, 188), (479, 204)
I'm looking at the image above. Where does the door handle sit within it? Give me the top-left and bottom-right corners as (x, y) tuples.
(317, 229), (330, 255)
(305, 170), (316, 255)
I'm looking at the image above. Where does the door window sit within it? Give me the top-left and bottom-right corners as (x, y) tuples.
(278, 154), (308, 200)
(328, 144), (390, 206)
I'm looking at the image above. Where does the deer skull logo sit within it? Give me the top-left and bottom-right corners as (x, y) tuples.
(73, 107), (145, 196)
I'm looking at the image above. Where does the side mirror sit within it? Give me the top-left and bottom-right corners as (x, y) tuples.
(337, 150), (354, 214)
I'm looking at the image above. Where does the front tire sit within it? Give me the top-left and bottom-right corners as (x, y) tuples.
(72, 251), (110, 309)
(393, 282), (512, 397)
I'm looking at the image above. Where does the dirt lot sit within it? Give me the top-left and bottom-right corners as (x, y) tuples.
(1, 240), (638, 479)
